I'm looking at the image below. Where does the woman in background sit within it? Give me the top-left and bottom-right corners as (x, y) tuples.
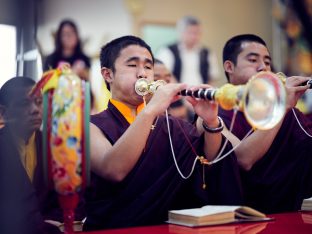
(44, 19), (91, 81)
(44, 19), (99, 114)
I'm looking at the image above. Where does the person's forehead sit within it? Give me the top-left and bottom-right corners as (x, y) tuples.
(154, 63), (167, 72)
(62, 24), (75, 32)
(185, 24), (201, 32)
(119, 45), (153, 61)
(9, 87), (32, 102)
(240, 41), (269, 55)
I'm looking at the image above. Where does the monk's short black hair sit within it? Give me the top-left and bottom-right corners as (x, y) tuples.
(154, 58), (164, 65)
(100, 35), (154, 90)
(222, 34), (267, 81)
(0, 77), (35, 107)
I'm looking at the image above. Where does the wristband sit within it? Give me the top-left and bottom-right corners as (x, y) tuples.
(202, 116), (224, 133)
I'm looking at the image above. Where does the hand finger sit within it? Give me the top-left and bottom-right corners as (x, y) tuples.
(185, 96), (198, 106)
(288, 85), (309, 92)
(286, 76), (311, 87)
(188, 84), (214, 91)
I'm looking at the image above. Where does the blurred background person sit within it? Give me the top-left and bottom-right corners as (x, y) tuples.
(43, 19), (91, 81)
(154, 58), (177, 83)
(156, 15), (220, 86)
(0, 104), (4, 129)
(0, 77), (61, 234)
(43, 19), (98, 114)
(0, 77), (44, 186)
(157, 16), (220, 121)
(154, 59), (188, 121)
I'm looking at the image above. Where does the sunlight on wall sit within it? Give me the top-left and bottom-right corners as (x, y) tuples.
(0, 24), (16, 87)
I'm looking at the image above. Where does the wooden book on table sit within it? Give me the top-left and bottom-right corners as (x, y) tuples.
(168, 205), (272, 227)
(168, 222), (269, 234)
(301, 213), (312, 225)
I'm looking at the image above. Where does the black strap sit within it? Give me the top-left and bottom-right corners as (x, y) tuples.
(168, 44), (182, 82)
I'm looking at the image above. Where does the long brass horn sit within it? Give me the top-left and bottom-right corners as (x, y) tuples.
(134, 71), (287, 130)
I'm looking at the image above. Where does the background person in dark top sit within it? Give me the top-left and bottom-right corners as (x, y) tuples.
(0, 77), (61, 234)
(157, 16), (220, 122)
(154, 58), (188, 121)
(44, 19), (97, 114)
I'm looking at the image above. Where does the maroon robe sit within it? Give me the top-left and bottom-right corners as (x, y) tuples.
(84, 101), (243, 230)
(0, 127), (61, 234)
(219, 107), (312, 213)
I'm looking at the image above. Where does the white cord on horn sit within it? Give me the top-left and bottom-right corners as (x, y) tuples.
(292, 108), (312, 138)
(165, 108), (254, 179)
(165, 110), (198, 179)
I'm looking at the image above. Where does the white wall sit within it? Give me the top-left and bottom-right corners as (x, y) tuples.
(36, 0), (274, 106)
(38, 0), (132, 57)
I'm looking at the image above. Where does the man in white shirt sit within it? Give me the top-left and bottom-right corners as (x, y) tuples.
(157, 16), (219, 86)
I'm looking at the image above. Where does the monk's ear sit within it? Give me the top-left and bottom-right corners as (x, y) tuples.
(223, 60), (235, 75)
(101, 67), (113, 85)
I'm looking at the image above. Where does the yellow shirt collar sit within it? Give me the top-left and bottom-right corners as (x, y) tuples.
(17, 132), (37, 181)
(110, 99), (144, 124)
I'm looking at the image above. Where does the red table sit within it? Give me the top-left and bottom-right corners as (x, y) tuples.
(80, 211), (312, 234)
